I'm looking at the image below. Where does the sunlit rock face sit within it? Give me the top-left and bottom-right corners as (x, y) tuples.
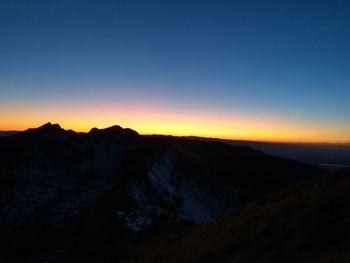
(0, 124), (323, 262)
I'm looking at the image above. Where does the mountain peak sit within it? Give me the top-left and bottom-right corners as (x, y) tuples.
(37, 122), (62, 131)
(89, 125), (122, 133)
(88, 125), (139, 137)
(22, 122), (74, 139)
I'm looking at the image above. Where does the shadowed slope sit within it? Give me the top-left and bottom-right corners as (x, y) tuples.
(0, 123), (325, 262)
(127, 169), (350, 263)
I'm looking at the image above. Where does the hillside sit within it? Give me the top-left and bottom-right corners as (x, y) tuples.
(188, 136), (350, 169)
(127, 169), (350, 263)
(0, 123), (324, 262)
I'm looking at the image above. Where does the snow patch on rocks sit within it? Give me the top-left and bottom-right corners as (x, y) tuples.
(117, 211), (152, 232)
(147, 152), (239, 223)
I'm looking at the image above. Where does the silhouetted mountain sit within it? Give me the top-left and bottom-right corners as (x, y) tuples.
(88, 125), (139, 138)
(0, 131), (19, 137)
(188, 136), (350, 169)
(126, 168), (350, 263)
(23, 122), (75, 140)
(0, 123), (325, 262)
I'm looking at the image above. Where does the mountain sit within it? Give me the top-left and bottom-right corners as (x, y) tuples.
(127, 168), (350, 263)
(0, 123), (324, 262)
(188, 136), (350, 169)
(0, 131), (19, 137)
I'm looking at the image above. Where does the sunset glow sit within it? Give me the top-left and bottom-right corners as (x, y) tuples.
(2, 2), (350, 262)
(1, 100), (349, 143)
(1, 1), (350, 143)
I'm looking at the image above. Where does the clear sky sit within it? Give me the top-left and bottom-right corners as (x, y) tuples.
(1, 0), (350, 142)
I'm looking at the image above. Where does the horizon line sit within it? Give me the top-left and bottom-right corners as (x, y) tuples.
(1, 122), (350, 145)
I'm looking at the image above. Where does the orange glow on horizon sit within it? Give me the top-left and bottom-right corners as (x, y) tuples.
(1, 102), (350, 144)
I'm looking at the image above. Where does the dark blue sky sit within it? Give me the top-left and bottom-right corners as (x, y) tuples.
(1, 0), (350, 141)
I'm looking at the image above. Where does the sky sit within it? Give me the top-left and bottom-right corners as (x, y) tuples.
(1, 0), (350, 142)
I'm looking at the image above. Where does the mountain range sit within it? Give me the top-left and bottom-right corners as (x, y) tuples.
(188, 136), (350, 169)
(0, 123), (346, 262)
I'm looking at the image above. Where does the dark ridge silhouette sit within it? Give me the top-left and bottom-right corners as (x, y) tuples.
(21, 122), (74, 139)
(25, 122), (63, 133)
(0, 123), (326, 262)
(188, 136), (350, 169)
(88, 125), (139, 138)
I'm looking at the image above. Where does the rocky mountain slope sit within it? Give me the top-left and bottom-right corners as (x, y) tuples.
(127, 168), (350, 263)
(0, 123), (324, 262)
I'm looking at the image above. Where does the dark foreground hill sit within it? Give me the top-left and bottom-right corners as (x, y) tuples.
(127, 169), (350, 263)
(0, 123), (324, 262)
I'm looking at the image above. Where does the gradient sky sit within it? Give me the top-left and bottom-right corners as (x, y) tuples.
(1, 0), (350, 142)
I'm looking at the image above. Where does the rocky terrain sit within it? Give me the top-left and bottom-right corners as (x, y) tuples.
(127, 168), (350, 263)
(0, 123), (325, 262)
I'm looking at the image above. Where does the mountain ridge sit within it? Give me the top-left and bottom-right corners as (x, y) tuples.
(2, 124), (349, 170)
(0, 123), (326, 262)
(187, 136), (350, 168)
